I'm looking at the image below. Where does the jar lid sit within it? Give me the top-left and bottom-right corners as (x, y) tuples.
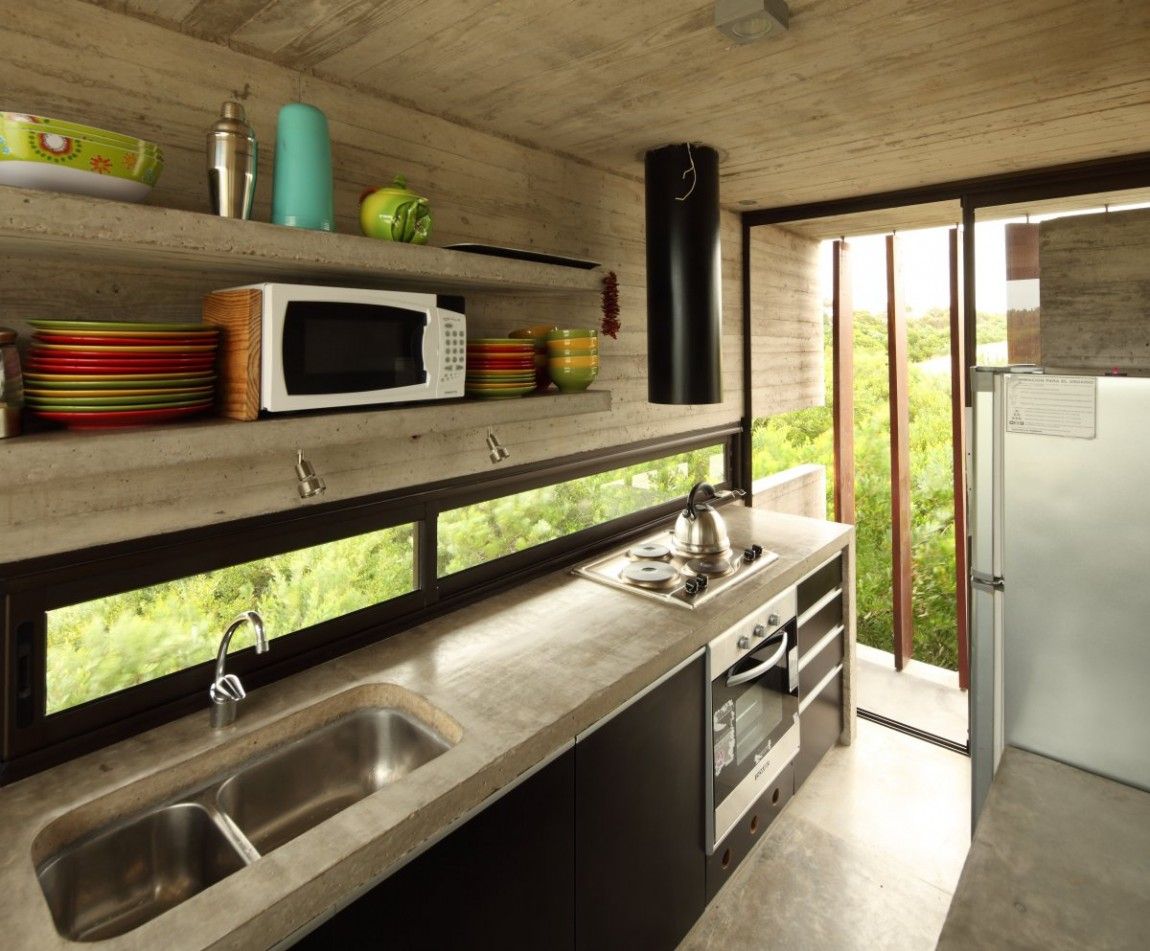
(0, 327), (16, 344)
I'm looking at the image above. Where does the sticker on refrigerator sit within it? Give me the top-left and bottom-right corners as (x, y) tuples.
(1006, 375), (1096, 439)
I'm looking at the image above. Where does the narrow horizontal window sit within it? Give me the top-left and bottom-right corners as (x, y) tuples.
(46, 524), (416, 715)
(437, 445), (725, 577)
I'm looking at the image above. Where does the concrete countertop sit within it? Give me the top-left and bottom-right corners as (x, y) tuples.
(937, 747), (1150, 950)
(0, 507), (853, 951)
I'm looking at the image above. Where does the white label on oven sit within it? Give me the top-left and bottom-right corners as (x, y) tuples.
(713, 700), (736, 775)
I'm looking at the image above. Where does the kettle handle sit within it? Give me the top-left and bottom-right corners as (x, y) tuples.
(686, 482), (717, 520)
(686, 481), (745, 519)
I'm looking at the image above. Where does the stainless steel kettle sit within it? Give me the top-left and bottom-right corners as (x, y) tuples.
(672, 482), (744, 556)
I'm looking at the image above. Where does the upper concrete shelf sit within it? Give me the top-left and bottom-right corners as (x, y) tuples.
(0, 185), (604, 296)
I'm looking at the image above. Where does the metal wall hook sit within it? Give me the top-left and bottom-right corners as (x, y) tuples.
(295, 449), (326, 498)
(486, 432), (510, 464)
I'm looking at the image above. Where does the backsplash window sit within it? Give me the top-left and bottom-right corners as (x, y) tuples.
(46, 524), (416, 714)
(437, 445), (725, 576)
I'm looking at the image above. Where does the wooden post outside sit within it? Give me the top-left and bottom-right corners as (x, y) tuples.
(950, 228), (971, 690)
(886, 234), (914, 670)
(832, 240), (856, 525)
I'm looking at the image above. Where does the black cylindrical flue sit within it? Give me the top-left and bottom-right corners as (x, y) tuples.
(645, 143), (722, 405)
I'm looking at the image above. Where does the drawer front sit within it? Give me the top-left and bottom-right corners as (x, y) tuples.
(799, 627), (845, 701)
(797, 553), (842, 616)
(797, 592), (843, 656)
(706, 763), (795, 904)
(795, 672), (843, 790)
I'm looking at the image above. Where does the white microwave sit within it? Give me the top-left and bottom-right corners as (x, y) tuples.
(204, 283), (466, 420)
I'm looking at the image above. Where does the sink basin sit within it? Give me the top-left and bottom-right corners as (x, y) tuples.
(37, 802), (247, 942)
(216, 708), (454, 852)
(33, 689), (461, 941)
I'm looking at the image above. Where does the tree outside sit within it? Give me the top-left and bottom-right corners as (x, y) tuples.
(752, 308), (1007, 671)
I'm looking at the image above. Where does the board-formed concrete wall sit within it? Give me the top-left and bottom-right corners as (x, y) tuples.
(0, 0), (751, 561)
(1040, 207), (1150, 371)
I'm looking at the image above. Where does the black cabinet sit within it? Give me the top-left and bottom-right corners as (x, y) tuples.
(293, 747), (575, 950)
(575, 656), (706, 951)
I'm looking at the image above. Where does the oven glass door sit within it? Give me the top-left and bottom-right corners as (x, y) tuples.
(711, 622), (799, 814)
(281, 300), (428, 394)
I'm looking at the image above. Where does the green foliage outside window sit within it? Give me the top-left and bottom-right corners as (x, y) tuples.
(47, 526), (415, 715)
(438, 446), (724, 576)
(752, 308), (1008, 671)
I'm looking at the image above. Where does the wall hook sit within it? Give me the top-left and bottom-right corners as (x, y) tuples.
(486, 432), (510, 464)
(295, 449), (326, 498)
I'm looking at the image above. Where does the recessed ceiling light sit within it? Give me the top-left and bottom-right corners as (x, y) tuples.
(715, 0), (790, 44)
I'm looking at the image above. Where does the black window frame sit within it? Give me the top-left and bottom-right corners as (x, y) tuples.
(1, 425), (740, 783)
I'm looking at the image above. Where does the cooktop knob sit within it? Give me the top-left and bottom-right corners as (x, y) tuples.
(738, 636), (751, 649)
(742, 548), (755, 563)
(752, 544), (764, 558)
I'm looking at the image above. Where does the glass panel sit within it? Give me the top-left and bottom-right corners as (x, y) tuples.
(436, 446), (725, 576)
(46, 524), (416, 715)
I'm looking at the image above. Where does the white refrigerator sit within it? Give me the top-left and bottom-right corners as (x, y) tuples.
(969, 367), (1150, 827)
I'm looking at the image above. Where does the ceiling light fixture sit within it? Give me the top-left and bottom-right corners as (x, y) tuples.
(715, 0), (790, 43)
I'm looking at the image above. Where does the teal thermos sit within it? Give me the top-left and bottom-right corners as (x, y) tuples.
(272, 102), (334, 231)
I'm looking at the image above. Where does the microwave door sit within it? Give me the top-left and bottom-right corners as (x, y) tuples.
(276, 300), (429, 406)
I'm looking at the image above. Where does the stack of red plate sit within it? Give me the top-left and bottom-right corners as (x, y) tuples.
(24, 319), (218, 429)
(465, 339), (536, 399)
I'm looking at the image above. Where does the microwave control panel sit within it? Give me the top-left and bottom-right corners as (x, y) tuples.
(438, 310), (467, 397)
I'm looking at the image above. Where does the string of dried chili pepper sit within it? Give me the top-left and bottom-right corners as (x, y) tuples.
(600, 270), (620, 339)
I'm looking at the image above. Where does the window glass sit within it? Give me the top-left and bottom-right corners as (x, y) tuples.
(46, 524), (416, 714)
(437, 446), (725, 576)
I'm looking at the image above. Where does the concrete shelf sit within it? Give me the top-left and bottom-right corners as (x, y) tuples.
(0, 185), (604, 296)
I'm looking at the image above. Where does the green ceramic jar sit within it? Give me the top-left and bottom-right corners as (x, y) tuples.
(359, 174), (432, 244)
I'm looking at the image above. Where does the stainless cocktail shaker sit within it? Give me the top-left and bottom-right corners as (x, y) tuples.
(207, 101), (257, 219)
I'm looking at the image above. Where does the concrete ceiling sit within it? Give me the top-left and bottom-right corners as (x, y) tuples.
(93, 0), (1150, 210)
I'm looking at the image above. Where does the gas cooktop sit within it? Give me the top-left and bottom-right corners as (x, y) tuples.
(572, 529), (779, 609)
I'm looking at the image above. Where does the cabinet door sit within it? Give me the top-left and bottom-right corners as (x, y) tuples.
(293, 747), (575, 950)
(795, 672), (843, 790)
(575, 656), (706, 951)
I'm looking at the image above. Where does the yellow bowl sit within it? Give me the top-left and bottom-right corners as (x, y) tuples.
(547, 338), (599, 355)
(549, 354), (600, 369)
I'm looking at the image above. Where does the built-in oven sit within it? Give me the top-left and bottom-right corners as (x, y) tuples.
(706, 586), (800, 853)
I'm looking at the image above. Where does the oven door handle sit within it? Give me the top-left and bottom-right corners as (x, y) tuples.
(726, 636), (788, 688)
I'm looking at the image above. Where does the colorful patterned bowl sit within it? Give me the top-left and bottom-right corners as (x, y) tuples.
(0, 112), (164, 202)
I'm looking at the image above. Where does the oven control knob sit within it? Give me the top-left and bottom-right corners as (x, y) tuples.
(753, 623), (766, 638)
(768, 613), (780, 626)
(738, 636), (751, 649)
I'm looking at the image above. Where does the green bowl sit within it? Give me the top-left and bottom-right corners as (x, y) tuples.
(546, 328), (598, 341)
(549, 363), (598, 393)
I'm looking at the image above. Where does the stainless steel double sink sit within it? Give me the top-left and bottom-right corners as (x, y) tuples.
(34, 696), (458, 942)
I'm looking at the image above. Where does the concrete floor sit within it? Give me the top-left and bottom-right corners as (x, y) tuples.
(856, 645), (968, 747)
(680, 720), (971, 951)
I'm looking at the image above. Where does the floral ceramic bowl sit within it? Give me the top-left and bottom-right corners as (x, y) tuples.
(0, 112), (164, 202)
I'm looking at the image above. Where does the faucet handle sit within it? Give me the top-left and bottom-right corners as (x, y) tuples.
(210, 673), (246, 703)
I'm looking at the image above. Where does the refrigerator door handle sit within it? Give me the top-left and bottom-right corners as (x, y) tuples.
(971, 571), (1004, 593)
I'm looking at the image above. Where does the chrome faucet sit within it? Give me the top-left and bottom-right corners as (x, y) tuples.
(209, 610), (268, 729)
